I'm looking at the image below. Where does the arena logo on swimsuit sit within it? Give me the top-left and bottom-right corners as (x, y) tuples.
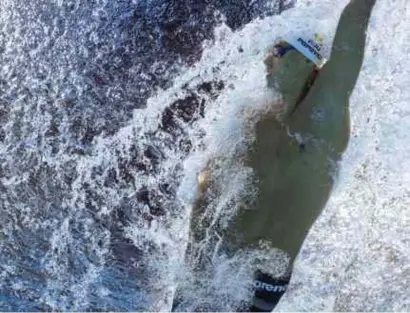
(254, 281), (288, 293)
(297, 37), (323, 60)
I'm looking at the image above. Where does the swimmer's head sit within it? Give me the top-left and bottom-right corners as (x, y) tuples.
(265, 41), (317, 118)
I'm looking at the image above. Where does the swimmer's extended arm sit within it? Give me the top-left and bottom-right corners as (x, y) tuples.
(287, 0), (377, 154)
(315, 0), (377, 96)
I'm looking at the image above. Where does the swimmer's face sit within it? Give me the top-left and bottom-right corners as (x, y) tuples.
(267, 49), (313, 85)
(266, 48), (316, 113)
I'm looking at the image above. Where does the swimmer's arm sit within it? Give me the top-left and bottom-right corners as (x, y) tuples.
(315, 0), (376, 96)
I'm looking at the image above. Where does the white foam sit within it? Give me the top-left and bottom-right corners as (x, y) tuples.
(1, 0), (404, 309)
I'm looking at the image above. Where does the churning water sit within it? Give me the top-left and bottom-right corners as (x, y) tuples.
(1, 0), (409, 311)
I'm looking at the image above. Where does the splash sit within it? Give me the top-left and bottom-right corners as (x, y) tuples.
(2, 0), (406, 311)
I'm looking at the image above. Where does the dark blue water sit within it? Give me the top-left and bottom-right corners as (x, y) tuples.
(0, 0), (293, 310)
